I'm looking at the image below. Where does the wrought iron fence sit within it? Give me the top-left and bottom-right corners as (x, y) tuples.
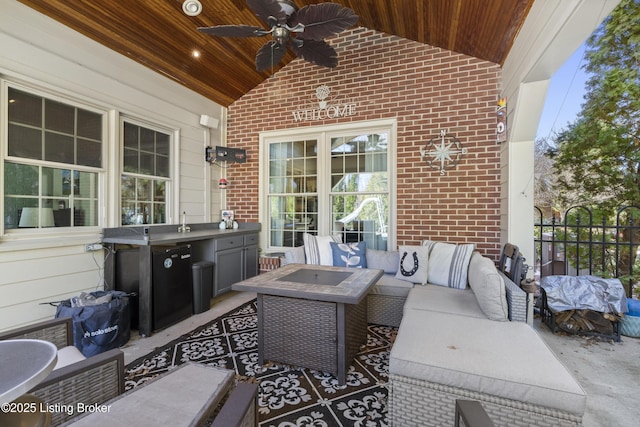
(534, 205), (640, 298)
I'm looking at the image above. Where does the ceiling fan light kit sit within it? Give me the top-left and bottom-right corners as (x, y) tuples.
(198, 0), (358, 71)
(182, 0), (203, 16)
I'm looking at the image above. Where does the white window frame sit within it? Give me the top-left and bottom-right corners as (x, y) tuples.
(118, 115), (178, 227)
(0, 79), (107, 237)
(259, 118), (397, 252)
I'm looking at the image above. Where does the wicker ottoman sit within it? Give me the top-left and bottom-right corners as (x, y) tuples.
(366, 275), (413, 327)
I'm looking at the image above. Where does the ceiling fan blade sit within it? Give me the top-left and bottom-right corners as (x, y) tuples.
(198, 25), (268, 37)
(291, 3), (359, 41)
(247, 0), (289, 25)
(255, 40), (287, 71)
(291, 39), (338, 68)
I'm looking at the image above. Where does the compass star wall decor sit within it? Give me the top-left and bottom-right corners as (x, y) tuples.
(420, 130), (467, 175)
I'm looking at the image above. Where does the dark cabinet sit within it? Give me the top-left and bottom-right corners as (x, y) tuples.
(214, 233), (259, 296)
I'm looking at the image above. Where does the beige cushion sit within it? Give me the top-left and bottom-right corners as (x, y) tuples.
(369, 274), (414, 297)
(404, 285), (486, 319)
(366, 249), (399, 274)
(54, 345), (86, 370)
(390, 309), (587, 416)
(394, 245), (429, 284)
(282, 246), (305, 265)
(422, 240), (474, 289)
(468, 252), (509, 321)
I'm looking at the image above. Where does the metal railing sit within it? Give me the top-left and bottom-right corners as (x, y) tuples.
(534, 206), (640, 298)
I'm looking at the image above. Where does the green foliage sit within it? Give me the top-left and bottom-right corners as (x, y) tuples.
(550, 0), (640, 210)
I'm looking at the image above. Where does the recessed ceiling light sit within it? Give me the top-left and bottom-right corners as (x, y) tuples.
(182, 0), (202, 17)
(192, 50), (201, 58)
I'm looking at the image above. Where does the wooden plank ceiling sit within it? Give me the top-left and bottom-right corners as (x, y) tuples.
(18, 0), (533, 107)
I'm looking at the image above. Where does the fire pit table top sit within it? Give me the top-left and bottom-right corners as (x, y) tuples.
(232, 263), (383, 304)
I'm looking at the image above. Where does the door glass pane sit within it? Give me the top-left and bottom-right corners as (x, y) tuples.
(265, 129), (389, 250)
(267, 138), (318, 247)
(332, 194), (388, 250)
(330, 132), (389, 250)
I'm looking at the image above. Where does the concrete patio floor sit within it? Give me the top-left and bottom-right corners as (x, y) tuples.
(123, 291), (640, 427)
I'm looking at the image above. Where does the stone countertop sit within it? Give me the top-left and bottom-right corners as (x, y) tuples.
(232, 263), (383, 305)
(102, 222), (260, 245)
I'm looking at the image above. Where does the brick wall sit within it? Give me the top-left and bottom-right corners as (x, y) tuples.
(227, 27), (502, 258)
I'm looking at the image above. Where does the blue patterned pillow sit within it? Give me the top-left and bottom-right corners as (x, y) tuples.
(330, 241), (367, 268)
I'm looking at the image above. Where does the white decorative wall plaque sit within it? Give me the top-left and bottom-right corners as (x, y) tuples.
(291, 84), (357, 122)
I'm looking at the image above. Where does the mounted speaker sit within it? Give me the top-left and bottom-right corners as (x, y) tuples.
(199, 114), (219, 129)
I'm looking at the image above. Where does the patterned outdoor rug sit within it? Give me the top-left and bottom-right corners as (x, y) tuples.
(125, 299), (396, 426)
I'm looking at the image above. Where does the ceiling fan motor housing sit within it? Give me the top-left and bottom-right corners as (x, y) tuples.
(273, 26), (290, 44)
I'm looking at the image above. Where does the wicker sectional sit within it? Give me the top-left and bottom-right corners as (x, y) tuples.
(282, 243), (587, 426)
(386, 272), (586, 426)
(389, 373), (584, 427)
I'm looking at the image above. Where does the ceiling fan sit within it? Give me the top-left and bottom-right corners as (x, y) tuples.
(198, 0), (359, 71)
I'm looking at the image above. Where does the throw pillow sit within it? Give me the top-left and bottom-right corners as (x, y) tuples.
(468, 252), (509, 321)
(394, 245), (429, 284)
(330, 241), (367, 268)
(303, 233), (342, 266)
(422, 240), (475, 289)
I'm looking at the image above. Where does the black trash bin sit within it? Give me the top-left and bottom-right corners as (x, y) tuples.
(192, 261), (213, 314)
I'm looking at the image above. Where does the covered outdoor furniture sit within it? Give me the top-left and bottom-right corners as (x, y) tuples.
(540, 275), (627, 341)
(0, 317), (125, 426)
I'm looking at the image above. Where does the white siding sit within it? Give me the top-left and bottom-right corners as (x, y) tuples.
(0, 1), (226, 331)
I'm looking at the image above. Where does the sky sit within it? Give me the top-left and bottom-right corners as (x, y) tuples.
(535, 43), (591, 142)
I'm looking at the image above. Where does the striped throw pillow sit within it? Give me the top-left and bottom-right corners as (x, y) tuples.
(422, 240), (475, 289)
(303, 233), (342, 265)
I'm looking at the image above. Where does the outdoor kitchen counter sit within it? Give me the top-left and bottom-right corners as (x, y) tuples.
(102, 222), (261, 337)
(102, 222), (260, 245)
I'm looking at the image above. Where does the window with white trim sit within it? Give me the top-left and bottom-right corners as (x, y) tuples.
(3, 84), (103, 231)
(262, 120), (394, 251)
(120, 119), (171, 225)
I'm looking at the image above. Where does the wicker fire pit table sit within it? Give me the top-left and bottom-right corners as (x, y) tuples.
(232, 263), (382, 384)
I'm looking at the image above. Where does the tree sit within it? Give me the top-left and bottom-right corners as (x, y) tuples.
(551, 0), (640, 208)
(534, 136), (558, 213)
(549, 0), (640, 294)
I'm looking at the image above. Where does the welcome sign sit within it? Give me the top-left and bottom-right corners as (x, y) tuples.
(292, 84), (357, 122)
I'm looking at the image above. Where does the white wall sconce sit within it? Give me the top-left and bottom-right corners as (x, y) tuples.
(182, 0), (203, 16)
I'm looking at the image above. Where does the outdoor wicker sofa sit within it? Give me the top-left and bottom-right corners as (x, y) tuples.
(0, 317), (125, 426)
(283, 238), (587, 426)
